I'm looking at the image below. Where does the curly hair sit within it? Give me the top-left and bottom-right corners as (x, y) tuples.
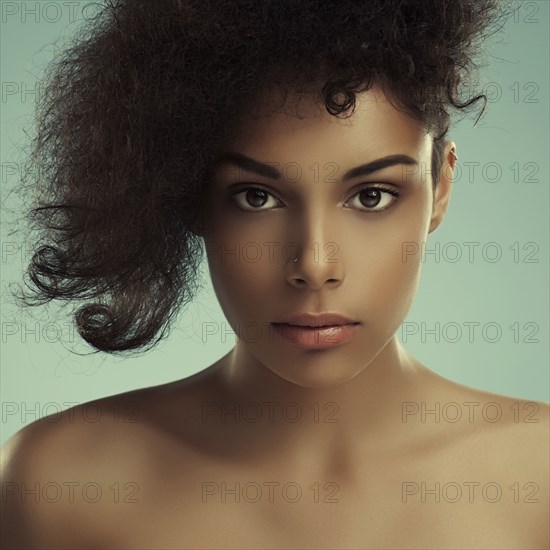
(10, 0), (509, 354)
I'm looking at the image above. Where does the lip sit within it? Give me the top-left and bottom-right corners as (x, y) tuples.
(272, 312), (360, 327)
(271, 322), (360, 349)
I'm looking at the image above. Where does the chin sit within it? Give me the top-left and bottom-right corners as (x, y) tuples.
(266, 355), (368, 390)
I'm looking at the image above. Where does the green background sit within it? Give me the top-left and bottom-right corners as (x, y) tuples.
(1, 1), (548, 444)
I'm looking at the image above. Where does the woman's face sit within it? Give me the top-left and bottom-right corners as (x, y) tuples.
(203, 84), (453, 389)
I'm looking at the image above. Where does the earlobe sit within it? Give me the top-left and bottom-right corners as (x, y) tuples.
(428, 142), (457, 234)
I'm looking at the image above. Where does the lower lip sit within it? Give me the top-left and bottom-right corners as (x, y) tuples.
(271, 323), (360, 349)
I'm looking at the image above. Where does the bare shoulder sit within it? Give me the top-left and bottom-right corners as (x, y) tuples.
(427, 370), (550, 464)
(421, 370), (549, 546)
(1, 362), (221, 475)
(0, 391), (137, 548)
(442, 377), (549, 448)
(0, 373), (215, 549)
(473, 390), (549, 548)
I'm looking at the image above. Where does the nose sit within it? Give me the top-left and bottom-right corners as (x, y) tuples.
(284, 213), (345, 291)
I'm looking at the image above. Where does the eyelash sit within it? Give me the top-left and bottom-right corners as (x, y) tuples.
(228, 184), (401, 214)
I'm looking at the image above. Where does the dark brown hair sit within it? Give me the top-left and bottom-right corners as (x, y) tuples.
(10, 0), (508, 354)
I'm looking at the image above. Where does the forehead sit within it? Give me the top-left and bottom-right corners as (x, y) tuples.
(225, 83), (432, 162)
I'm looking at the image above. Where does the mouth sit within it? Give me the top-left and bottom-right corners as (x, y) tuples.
(272, 312), (360, 328)
(273, 322), (361, 329)
(271, 321), (361, 349)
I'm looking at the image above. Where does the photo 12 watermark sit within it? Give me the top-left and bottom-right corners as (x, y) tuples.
(1, 2), (101, 24)
(201, 481), (340, 504)
(402, 481), (539, 504)
(1, 401), (141, 424)
(201, 400), (340, 424)
(2, 481), (140, 504)
(401, 401), (540, 424)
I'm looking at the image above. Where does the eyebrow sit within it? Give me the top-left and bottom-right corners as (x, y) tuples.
(214, 151), (419, 182)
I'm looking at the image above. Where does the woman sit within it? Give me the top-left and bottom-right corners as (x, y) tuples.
(1, 0), (548, 548)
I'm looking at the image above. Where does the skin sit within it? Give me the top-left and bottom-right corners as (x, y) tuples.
(203, 83), (450, 447)
(1, 83), (548, 550)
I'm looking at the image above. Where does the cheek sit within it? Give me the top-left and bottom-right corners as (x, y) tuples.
(204, 203), (288, 299)
(204, 228), (282, 327)
(350, 197), (430, 324)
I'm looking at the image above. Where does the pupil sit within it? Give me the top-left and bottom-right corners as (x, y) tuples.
(247, 190), (267, 207)
(360, 189), (381, 208)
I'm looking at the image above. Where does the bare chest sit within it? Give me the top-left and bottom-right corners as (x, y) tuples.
(99, 466), (542, 549)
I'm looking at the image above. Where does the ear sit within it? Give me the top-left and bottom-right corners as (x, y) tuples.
(428, 140), (457, 234)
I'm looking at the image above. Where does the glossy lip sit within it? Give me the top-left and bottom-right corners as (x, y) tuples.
(272, 312), (360, 327)
(271, 322), (360, 349)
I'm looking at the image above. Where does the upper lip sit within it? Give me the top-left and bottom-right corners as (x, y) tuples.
(272, 313), (360, 327)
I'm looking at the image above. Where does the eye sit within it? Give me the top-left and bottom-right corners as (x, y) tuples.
(344, 185), (401, 213)
(228, 184), (401, 213)
(229, 186), (283, 211)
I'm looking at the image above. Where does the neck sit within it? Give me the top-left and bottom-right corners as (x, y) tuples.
(211, 336), (431, 475)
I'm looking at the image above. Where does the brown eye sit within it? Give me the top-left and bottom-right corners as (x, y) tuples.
(230, 187), (282, 211)
(345, 185), (400, 213)
(360, 189), (383, 208)
(245, 189), (268, 208)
